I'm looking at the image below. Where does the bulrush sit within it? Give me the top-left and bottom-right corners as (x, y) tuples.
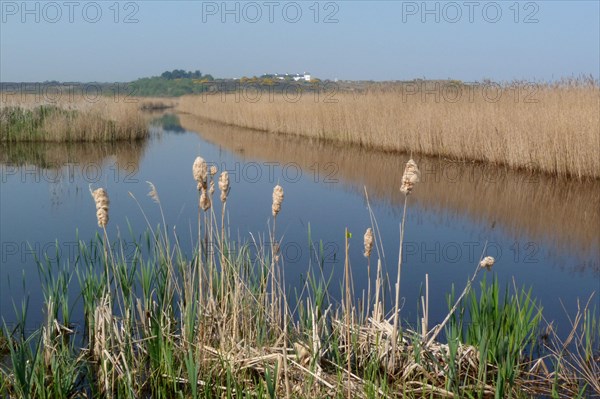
(91, 187), (110, 228)
(209, 166), (217, 195)
(200, 188), (211, 211)
(147, 181), (160, 204)
(364, 228), (374, 257)
(219, 171), (230, 202)
(400, 159), (420, 195)
(479, 256), (495, 270)
(272, 185), (284, 217)
(193, 156), (208, 189)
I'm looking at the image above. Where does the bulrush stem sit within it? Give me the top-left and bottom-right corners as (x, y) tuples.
(197, 193), (203, 303)
(366, 258), (371, 322)
(270, 216), (278, 324)
(283, 293), (291, 399)
(218, 171), (230, 311)
(373, 258), (383, 321)
(421, 273), (429, 339)
(193, 156), (208, 303)
(363, 227), (373, 321)
(391, 196), (408, 367)
(204, 210), (213, 307)
(220, 200), (227, 301)
(344, 227), (351, 399)
(391, 158), (420, 366)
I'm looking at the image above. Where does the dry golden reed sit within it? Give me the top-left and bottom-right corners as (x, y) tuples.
(364, 228), (374, 258)
(400, 159), (420, 195)
(91, 187), (110, 228)
(177, 80), (600, 179)
(219, 171), (230, 202)
(272, 185), (284, 217)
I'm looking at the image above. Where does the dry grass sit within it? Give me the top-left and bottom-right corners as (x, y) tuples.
(0, 94), (152, 142)
(177, 79), (600, 179)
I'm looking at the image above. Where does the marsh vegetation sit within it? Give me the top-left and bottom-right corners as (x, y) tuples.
(0, 157), (598, 398)
(0, 95), (168, 142)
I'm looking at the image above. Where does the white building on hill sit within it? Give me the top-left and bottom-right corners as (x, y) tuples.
(271, 72), (311, 81)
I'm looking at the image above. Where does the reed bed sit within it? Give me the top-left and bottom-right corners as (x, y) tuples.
(177, 79), (600, 179)
(0, 157), (598, 399)
(0, 95), (151, 142)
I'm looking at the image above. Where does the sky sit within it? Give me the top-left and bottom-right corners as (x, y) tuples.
(1, 1), (598, 82)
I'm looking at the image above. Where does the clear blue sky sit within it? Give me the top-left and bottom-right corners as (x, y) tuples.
(1, 1), (598, 82)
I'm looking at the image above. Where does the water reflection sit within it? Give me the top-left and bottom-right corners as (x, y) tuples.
(0, 140), (148, 209)
(178, 113), (600, 271)
(0, 140), (147, 171)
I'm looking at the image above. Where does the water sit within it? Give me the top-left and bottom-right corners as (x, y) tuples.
(1, 114), (598, 337)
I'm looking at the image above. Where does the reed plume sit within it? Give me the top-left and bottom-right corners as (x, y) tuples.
(479, 256), (495, 270)
(364, 228), (373, 258)
(219, 171), (230, 202)
(147, 181), (160, 204)
(91, 187), (110, 228)
(193, 156), (208, 189)
(400, 159), (420, 195)
(272, 185), (284, 217)
(200, 187), (211, 211)
(209, 165), (217, 195)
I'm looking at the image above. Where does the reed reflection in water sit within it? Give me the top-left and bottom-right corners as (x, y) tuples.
(179, 113), (600, 270)
(0, 139), (148, 207)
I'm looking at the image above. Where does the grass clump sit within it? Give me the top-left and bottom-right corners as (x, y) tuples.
(0, 158), (598, 398)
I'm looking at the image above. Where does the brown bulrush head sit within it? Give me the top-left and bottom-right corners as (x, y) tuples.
(209, 180), (215, 196)
(193, 156), (208, 189)
(364, 227), (374, 257)
(479, 256), (495, 270)
(219, 171), (230, 202)
(209, 165), (218, 176)
(400, 158), (420, 195)
(91, 188), (110, 228)
(200, 188), (211, 211)
(272, 185), (284, 217)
